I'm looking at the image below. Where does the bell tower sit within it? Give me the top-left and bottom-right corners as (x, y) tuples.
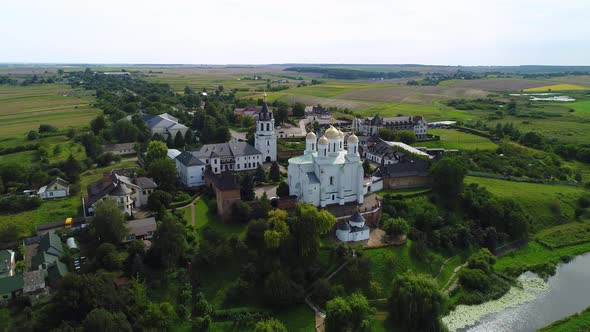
(255, 94), (277, 162)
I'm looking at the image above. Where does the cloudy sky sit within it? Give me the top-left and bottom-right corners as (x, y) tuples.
(2, 0), (589, 65)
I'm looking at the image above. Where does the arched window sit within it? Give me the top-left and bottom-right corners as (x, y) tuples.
(324, 149), (327, 156)
(354, 146), (357, 154)
(260, 123), (264, 131)
(267, 141), (270, 146)
(330, 176), (333, 185)
(266, 123), (270, 131)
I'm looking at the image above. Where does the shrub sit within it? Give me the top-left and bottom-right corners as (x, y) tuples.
(459, 268), (490, 291)
(0, 195), (42, 213)
(27, 131), (38, 140)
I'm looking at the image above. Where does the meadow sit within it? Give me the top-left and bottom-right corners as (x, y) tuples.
(535, 222), (590, 248)
(465, 176), (588, 232)
(539, 306), (590, 332)
(416, 129), (498, 150)
(524, 84), (590, 92)
(0, 84), (101, 138)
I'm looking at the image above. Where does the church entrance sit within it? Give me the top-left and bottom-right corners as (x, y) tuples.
(266, 156), (271, 162)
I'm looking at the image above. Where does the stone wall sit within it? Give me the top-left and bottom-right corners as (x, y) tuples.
(383, 175), (432, 190)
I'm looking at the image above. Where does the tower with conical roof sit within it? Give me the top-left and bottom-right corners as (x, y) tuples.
(255, 94), (277, 162)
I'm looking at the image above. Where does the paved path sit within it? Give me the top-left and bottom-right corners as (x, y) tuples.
(255, 184), (278, 199)
(442, 263), (468, 293)
(190, 202), (196, 225)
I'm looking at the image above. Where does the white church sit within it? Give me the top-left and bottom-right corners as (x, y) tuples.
(287, 126), (365, 207)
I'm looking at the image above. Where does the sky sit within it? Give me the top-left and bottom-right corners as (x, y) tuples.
(2, 0), (589, 65)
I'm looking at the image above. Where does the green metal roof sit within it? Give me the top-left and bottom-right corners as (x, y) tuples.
(47, 261), (68, 285)
(0, 274), (23, 295)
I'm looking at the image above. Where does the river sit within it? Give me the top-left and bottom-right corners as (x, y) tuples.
(444, 252), (590, 332)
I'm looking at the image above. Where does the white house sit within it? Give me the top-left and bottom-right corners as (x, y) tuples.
(254, 102), (277, 162)
(171, 141), (263, 187)
(287, 126), (364, 207)
(336, 211), (370, 242)
(37, 178), (69, 199)
(354, 114), (428, 139)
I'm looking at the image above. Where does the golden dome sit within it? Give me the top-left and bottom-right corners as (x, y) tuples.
(347, 133), (359, 144)
(318, 135), (329, 145)
(324, 126), (340, 139)
(306, 131), (317, 140)
(338, 129), (345, 138)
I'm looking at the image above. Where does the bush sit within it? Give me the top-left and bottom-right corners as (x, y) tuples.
(0, 195), (42, 213)
(95, 152), (122, 167)
(578, 195), (590, 208)
(459, 268), (490, 291)
(39, 124), (58, 133)
(27, 131), (38, 140)
(147, 191), (172, 211)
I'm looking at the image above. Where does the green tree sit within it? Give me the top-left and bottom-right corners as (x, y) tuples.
(290, 203), (336, 260)
(152, 212), (187, 269)
(362, 160), (372, 176)
(255, 164), (267, 183)
(292, 102), (305, 117)
(27, 130), (38, 140)
(147, 190), (172, 211)
(63, 154), (82, 182)
(145, 140), (168, 165)
(147, 158), (177, 190)
(264, 209), (289, 250)
(397, 130), (417, 144)
(240, 175), (255, 201)
(388, 272), (447, 331)
(431, 157), (467, 203)
(83, 308), (132, 332)
(382, 217), (409, 238)
(112, 119), (138, 143)
(263, 270), (304, 308)
(467, 248), (496, 274)
(174, 131), (185, 149)
(254, 319), (288, 332)
(276, 181), (289, 197)
(77, 132), (102, 160)
(275, 106), (289, 125)
(184, 130), (195, 145)
(378, 128), (397, 141)
(269, 162), (281, 182)
(325, 293), (373, 332)
(93, 200), (128, 243)
(95, 243), (121, 270)
(90, 115), (107, 135)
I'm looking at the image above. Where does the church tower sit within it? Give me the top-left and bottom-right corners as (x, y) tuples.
(255, 96), (277, 162)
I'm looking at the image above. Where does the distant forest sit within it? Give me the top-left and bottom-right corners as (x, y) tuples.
(284, 67), (420, 80)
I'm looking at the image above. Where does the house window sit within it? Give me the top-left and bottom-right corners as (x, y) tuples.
(214, 167), (218, 173)
(49, 192), (53, 197)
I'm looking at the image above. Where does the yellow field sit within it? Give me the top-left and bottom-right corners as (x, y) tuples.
(524, 84), (590, 92)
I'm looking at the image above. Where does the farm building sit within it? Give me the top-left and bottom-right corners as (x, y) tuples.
(37, 177), (69, 199)
(125, 217), (157, 242)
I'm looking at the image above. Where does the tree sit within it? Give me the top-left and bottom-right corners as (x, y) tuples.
(264, 209), (289, 250)
(397, 130), (417, 144)
(276, 181), (290, 197)
(231, 201), (252, 222)
(255, 164), (267, 183)
(467, 248), (496, 274)
(378, 128), (397, 141)
(254, 319), (288, 332)
(83, 308), (132, 332)
(145, 141), (168, 165)
(95, 152), (122, 167)
(77, 132), (102, 160)
(275, 106), (289, 125)
(325, 293), (373, 332)
(147, 190), (172, 211)
(362, 160), (372, 176)
(93, 200), (128, 243)
(263, 271), (304, 308)
(184, 130), (195, 145)
(62, 154), (82, 182)
(240, 175), (255, 201)
(174, 131), (185, 149)
(112, 119), (138, 143)
(90, 115), (107, 135)
(292, 102), (305, 117)
(95, 243), (121, 270)
(382, 217), (409, 238)
(27, 130), (38, 140)
(459, 268), (490, 291)
(290, 203), (336, 260)
(39, 124), (58, 133)
(269, 162), (281, 182)
(430, 157), (466, 203)
(152, 212), (187, 269)
(147, 158), (177, 190)
(388, 272), (447, 331)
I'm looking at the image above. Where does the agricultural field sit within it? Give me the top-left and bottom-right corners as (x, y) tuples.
(446, 78), (549, 91)
(524, 84), (590, 92)
(465, 176), (589, 232)
(354, 101), (480, 121)
(416, 129), (498, 150)
(0, 84), (101, 138)
(334, 85), (489, 104)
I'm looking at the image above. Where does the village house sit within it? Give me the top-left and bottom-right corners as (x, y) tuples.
(305, 105), (332, 120)
(37, 177), (69, 199)
(101, 142), (136, 156)
(31, 231), (68, 287)
(125, 217), (157, 242)
(84, 169), (157, 216)
(354, 114), (428, 139)
(234, 105), (261, 118)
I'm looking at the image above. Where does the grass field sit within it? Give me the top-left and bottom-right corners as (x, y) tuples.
(495, 241), (590, 274)
(524, 84), (590, 92)
(535, 221), (590, 248)
(465, 176), (588, 232)
(447, 78), (548, 91)
(0, 84), (101, 138)
(416, 129), (498, 150)
(334, 85), (488, 104)
(354, 102), (479, 121)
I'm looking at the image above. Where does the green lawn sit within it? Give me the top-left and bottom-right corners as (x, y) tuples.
(415, 129), (498, 150)
(465, 176), (588, 232)
(354, 102), (480, 122)
(376, 187), (431, 198)
(190, 199), (245, 239)
(535, 221), (590, 248)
